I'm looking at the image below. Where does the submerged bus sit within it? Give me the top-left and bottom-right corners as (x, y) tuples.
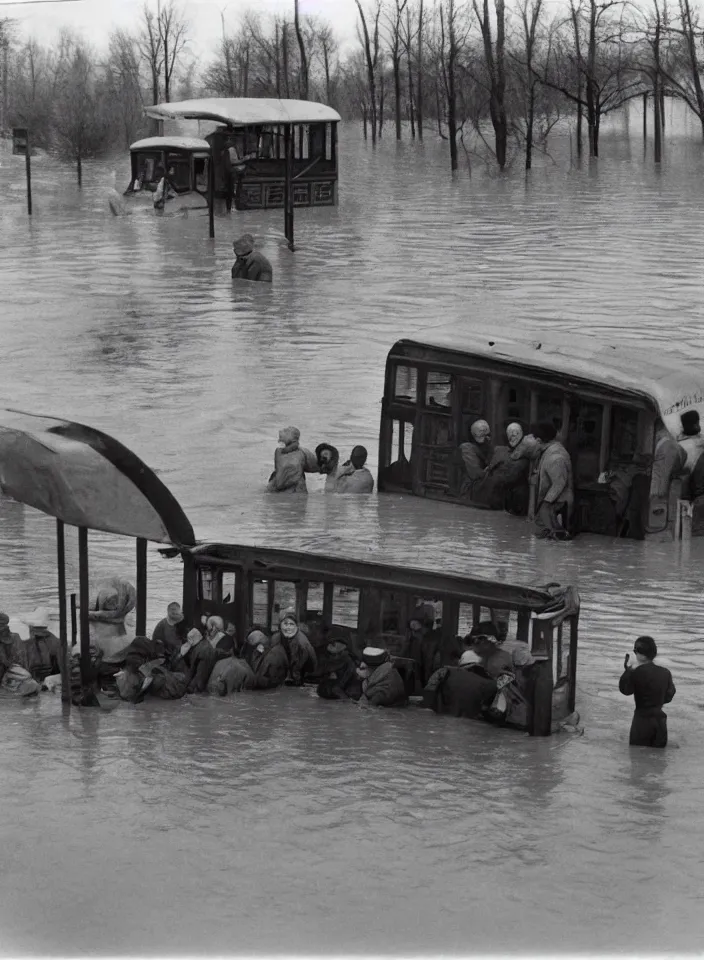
(377, 330), (704, 540)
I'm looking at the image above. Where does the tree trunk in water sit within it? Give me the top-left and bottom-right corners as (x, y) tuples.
(525, 87), (535, 170)
(653, 75), (662, 163)
(294, 0), (309, 100)
(660, 87), (665, 131)
(643, 91), (648, 141)
(379, 72), (385, 138)
(362, 103), (368, 140)
(164, 35), (170, 101)
(282, 23), (290, 99)
(394, 56), (402, 140)
(275, 23), (281, 98)
(435, 77), (443, 137)
(408, 56), (416, 138)
(417, 0), (424, 141)
(448, 61), (458, 171)
(77, 151), (82, 187)
(576, 102), (582, 157)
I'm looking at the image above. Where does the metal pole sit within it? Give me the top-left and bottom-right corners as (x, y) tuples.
(136, 537), (147, 636)
(70, 593), (77, 647)
(56, 520), (70, 704)
(208, 146), (215, 240)
(25, 132), (32, 216)
(78, 526), (90, 692)
(284, 124), (294, 251)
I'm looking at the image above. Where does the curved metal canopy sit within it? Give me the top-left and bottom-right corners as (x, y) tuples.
(0, 409), (195, 546)
(145, 97), (342, 127)
(130, 136), (211, 152)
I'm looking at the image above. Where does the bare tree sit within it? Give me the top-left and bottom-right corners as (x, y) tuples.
(473, 0), (509, 168)
(315, 21), (338, 104)
(136, 2), (163, 107)
(656, 0), (704, 138)
(355, 0), (382, 144)
(514, 0), (545, 168)
(159, 0), (189, 103)
(294, 0), (309, 98)
(416, 0), (425, 138)
(438, 0), (462, 170)
(384, 0), (408, 140)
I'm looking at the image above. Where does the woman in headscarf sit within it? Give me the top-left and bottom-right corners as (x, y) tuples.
(267, 427), (319, 493)
(271, 610), (318, 685)
(357, 647), (407, 707)
(205, 615), (234, 655)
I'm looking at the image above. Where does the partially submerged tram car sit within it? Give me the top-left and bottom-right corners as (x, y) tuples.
(165, 541), (580, 736)
(378, 331), (704, 539)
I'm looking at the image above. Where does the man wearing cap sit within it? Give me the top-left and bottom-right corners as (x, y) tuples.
(532, 419), (574, 540)
(335, 446), (375, 494)
(357, 647), (407, 707)
(23, 608), (60, 679)
(152, 602), (188, 657)
(422, 649), (497, 719)
(231, 234), (273, 282)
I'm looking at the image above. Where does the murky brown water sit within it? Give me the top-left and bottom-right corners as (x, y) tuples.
(1, 107), (704, 954)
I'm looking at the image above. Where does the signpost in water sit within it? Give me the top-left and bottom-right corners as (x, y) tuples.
(12, 127), (31, 216)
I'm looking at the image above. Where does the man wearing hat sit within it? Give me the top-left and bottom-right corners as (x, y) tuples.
(152, 602), (188, 657)
(316, 641), (362, 701)
(357, 647), (407, 707)
(231, 234), (273, 282)
(422, 648), (497, 718)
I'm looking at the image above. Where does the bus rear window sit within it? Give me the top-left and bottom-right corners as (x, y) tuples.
(426, 371), (453, 409)
(394, 365), (417, 403)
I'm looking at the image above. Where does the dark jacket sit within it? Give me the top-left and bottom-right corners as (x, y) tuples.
(362, 662), (407, 707)
(232, 250), (273, 282)
(423, 666), (497, 718)
(619, 661), (675, 712)
(152, 618), (187, 653)
(184, 640), (219, 693)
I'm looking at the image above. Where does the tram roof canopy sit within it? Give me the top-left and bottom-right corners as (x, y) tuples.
(130, 136), (211, 152)
(393, 323), (704, 425)
(0, 409), (195, 546)
(144, 97), (342, 127)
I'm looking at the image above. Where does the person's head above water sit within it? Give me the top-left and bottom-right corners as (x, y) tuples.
(350, 445), (368, 469)
(681, 410), (701, 437)
(506, 422), (524, 448)
(316, 443), (340, 473)
(531, 420), (558, 444)
(279, 426), (300, 447)
(278, 609), (299, 640)
(233, 233), (255, 257)
(470, 420), (491, 444)
(633, 635), (658, 662)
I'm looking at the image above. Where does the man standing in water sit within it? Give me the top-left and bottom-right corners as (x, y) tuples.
(619, 636), (675, 748)
(231, 234), (273, 282)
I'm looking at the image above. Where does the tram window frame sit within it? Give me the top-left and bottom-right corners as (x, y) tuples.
(567, 400), (604, 483)
(609, 405), (640, 462)
(393, 365), (418, 404)
(460, 378), (485, 416)
(198, 566), (216, 601)
(501, 381), (530, 426)
(165, 154), (192, 193)
(457, 602), (476, 638)
(251, 579), (270, 631)
(391, 419), (414, 462)
(424, 370), (454, 411)
(221, 571), (237, 604)
(306, 582), (325, 620)
(332, 585), (361, 628)
(271, 581), (299, 625)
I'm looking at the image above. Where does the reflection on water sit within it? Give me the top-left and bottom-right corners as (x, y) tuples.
(2, 111), (704, 952)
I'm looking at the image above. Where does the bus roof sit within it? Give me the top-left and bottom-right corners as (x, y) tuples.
(185, 541), (566, 612)
(130, 136), (211, 152)
(390, 325), (704, 423)
(144, 98), (341, 127)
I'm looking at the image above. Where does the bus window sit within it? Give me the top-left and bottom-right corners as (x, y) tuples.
(221, 571), (237, 604)
(306, 582), (325, 619)
(536, 392), (564, 432)
(391, 419), (414, 461)
(419, 414), (454, 445)
(272, 581), (298, 624)
(394, 365), (417, 403)
(426, 371), (453, 410)
(166, 154), (191, 192)
(457, 602), (475, 637)
(502, 382), (530, 425)
(199, 567), (215, 601)
(333, 586), (360, 628)
(194, 157), (208, 192)
(459, 379), (484, 415)
(251, 580), (270, 629)
(610, 405), (639, 462)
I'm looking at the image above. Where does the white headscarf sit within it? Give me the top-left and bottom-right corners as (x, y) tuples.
(506, 422), (524, 449)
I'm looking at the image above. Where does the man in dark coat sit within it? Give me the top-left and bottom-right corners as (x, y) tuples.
(619, 635), (676, 747)
(423, 650), (497, 718)
(316, 641), (362, 701)
(231, 234), (273, 282)
(181, 628), (219, 694)
(151, 602), (187, 657)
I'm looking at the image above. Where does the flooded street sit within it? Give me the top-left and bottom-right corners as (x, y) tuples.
(2, 108), (704, 953)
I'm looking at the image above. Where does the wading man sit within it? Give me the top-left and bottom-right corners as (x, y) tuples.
(619, 636), (675, 748)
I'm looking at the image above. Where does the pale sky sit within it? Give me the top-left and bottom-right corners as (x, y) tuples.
(2, 0), (359, 57)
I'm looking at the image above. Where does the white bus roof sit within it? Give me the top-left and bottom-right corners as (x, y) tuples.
(144, 97), (342, 126)
(391, 324), (704, 429)
(130, 136), (211, 152)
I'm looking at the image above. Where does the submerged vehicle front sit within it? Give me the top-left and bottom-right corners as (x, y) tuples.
(120, 136), (211, 213)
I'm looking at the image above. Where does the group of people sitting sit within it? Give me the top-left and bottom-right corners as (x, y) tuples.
(0, 608), (61, 698)
(457, 418), (573, 541)
(90, 600), (545, 732)
(267, 426), (375, 494)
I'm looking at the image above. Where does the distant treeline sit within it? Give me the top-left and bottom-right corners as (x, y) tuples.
(0, 0), (702, 173)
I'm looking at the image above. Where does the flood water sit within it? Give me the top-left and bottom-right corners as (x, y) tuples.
(1, 105), (704, 954)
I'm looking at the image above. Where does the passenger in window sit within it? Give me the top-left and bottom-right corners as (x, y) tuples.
(532, 420), (574, 540)
(400, 604), (441, 693)
(153, 165), (176, 210)
(231, 234), (273, 282)
(335, 446), (375, 493)
(422, 649), (497, 719)
(272, 609), (317, 685)
(650, 419), (687, 500)
(357, 647), (407, 707)
(267, 426), (319, 493)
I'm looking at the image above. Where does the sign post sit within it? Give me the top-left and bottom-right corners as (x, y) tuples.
(12, 127), (32, 215)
